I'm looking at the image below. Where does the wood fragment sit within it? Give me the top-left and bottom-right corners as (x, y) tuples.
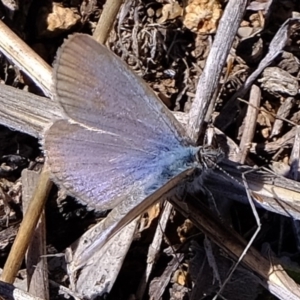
(148, 253), (184, 300)
(270, 97), (294, 138)
(238, 85), (261, 163)
(0, 20), (52, 96)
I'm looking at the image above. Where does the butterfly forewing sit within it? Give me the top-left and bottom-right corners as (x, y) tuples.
(53, 34), (190, 148)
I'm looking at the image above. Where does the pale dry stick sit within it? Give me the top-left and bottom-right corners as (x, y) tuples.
(1, 167), (52, 284)
(22, 170), (49, 300)
(0, 20), (52, 96)
(238, 85), (261, 164)
(187, 0), (248, 142)
(210, 156), (300, 291)
(184, 2), (260, 290)
(0, 84), (62, 138)
(93, 0), (123, 44)
(204, 56), (235, 124)
(0, 22), (62, 137)
(0, 87), (58, 289)
(270, 97), (294, 139)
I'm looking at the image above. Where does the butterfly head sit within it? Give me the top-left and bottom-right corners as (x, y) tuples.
(195, 146), (225, 170)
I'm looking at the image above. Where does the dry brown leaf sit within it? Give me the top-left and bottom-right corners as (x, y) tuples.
(37, 2), (81, 37)
(183, 0), (222, 34)
(139, 203), (161, 231)
(157, 2), (183, 24)
(172, 268), (188, 286)
(177, 219), (194, 242)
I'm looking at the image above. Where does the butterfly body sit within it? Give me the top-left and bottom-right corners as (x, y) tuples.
(143, 145), (200, 194)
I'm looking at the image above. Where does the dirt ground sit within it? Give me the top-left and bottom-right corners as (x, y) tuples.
(0, 0), (299, 299)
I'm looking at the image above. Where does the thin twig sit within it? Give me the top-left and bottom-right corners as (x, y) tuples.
(187, 0), (248, 142)
(93, 0), (123, 44)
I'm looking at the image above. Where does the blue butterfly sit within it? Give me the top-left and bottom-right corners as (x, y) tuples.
(44, 34), (211, 214)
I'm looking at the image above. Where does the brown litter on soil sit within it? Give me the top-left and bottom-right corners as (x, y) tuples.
(0, 0), (300, 299)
